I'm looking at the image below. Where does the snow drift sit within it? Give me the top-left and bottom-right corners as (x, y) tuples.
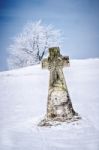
(0, 59), (99, 150)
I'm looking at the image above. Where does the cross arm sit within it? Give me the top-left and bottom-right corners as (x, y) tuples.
(62, 56), (70, 67)
(42, 58), (49, 69)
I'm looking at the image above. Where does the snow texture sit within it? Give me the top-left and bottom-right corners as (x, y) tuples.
(0, 59), (99, 150)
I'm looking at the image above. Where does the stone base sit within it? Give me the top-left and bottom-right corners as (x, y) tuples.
(46, 87), (79, 120)
(38, 114), (81, 127)
(38, 87), (81, 127)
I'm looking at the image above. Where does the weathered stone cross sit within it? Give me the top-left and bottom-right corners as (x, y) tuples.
(39, 47), (79, 126)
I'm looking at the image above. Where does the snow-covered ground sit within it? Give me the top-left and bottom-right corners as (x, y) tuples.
(0, 59), (99, 150)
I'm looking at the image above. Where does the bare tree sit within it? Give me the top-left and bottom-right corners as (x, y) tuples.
(7, 20), (63, 69)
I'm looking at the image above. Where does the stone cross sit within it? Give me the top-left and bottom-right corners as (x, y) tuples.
(39, 47), (79, 126)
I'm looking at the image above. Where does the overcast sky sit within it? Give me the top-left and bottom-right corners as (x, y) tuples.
(0, 0), (99, 71)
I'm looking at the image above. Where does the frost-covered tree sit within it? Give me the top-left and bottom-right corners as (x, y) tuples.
(7, 20), (63, 69)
